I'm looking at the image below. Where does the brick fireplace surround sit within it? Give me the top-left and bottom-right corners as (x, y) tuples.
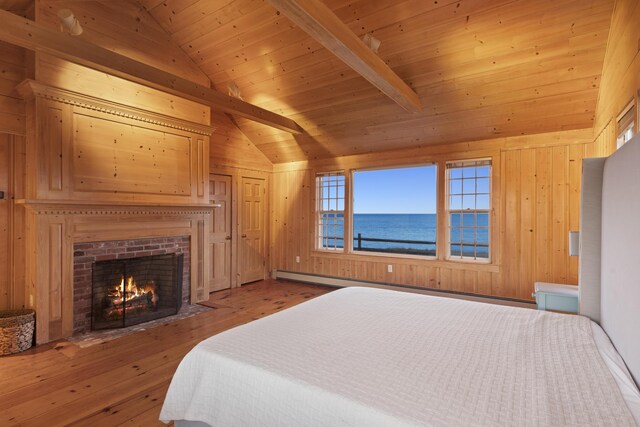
(73, 236), (191, 334)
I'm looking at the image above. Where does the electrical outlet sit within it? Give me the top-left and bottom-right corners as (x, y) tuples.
(387, 264), (393, 273)
(295, 256), (300, 263)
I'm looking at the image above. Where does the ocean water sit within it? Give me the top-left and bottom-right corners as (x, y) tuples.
(322, 213), (489, 257)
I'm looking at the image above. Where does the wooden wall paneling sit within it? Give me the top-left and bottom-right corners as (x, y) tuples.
(73, 113), (191, 195)
(0, 40), (25, 136)
(11, 135), (26, 310)
(501, 149), (521, 298)
(567, 143), (584, 284)
(551, 145), (569, 284)
(477, 271), (492, 295)
(18, 81), (213, 205)
(0, 135), (10, 309)
(519, 149), (536, 299)
(534, 147), (552, 284)
(594, 0), (640, 138)
(191, 218), (209, 302)
(269, 130), (591, 300)
(209, 111), (273, 172)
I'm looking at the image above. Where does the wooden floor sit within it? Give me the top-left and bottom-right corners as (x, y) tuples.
(0, 280), (333, 427)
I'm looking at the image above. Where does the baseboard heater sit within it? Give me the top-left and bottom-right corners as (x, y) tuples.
(273, 270), (535, 308)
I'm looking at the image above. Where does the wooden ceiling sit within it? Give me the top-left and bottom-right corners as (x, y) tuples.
(138, 0), (615, 163)
(7, 0), (616, 163)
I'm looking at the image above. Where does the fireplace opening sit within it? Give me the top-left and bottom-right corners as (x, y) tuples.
(91, 253), (183, 330)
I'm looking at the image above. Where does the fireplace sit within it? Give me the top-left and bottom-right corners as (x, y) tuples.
(91, 253), (183, 330)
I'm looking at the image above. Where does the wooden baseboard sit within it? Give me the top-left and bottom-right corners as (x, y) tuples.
(273, 270), (535, 309)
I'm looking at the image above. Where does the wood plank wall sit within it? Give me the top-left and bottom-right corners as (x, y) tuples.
(0, 40), (26, 135)
(594, 0), (640, 139)
(0, 1), (213, 313)
(0, 134), (12, 308)
(270, 129), (613, 301)
(210, 111), (273, 173)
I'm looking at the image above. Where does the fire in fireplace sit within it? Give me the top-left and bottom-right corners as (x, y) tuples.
(92, 253), (183, 330)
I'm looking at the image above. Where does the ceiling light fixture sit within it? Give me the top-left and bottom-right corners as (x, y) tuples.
(57, 9), (83, 36)
(362, 33), (381, 54)
(228, 82), (243, 100)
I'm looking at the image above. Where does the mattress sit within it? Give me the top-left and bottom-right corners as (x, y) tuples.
(161, 287), (637, 426)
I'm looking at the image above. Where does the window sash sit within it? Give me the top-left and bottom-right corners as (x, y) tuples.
(446, 160), (491, 261)
(316, 172), (345, 251)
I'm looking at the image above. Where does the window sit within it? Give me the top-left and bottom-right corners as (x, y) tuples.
(616, 101), (635, 149)
(446, 159), (491, 261)
(352, 165), (437, 256)
(315, 159), (493, 263)
(316, 172), (345, 251)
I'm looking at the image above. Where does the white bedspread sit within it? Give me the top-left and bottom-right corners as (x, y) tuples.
(161, 287), (636, 426)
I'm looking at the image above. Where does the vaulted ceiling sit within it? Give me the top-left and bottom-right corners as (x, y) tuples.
(2, 0), (617, 163)
(136, 0), (614, 163)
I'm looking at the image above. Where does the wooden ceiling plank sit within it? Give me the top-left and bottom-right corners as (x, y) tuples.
(268, 0), (422, 113)
(0, 9), (303, 134)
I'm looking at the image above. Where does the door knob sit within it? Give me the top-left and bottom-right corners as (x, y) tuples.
(241, 234), (247, 238)
(225, 236), (231, 240)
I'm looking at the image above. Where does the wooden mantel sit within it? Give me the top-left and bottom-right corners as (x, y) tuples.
(15, 80), (214, 344)
(21, 201), (212, 344)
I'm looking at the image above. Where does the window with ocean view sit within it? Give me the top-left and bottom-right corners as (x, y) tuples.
(446, 159), (491, 261)
(316, 172), (345, 251)
(352, 165), (437, 256)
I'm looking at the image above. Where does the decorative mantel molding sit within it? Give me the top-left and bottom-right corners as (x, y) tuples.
(21, 199), (212, 345)
(16, 79), (215, 136)
(17, 199), (215, 216)
(16, 79), (213, 345)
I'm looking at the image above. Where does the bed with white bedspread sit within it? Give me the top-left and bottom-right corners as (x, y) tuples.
(161, 136), (640, 426)
(160, 287), (639, 426)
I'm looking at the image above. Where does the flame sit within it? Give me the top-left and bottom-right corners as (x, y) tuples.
(109, 275), (158, 306)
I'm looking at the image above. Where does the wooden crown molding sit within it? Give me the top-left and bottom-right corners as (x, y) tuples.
(16, 79), (215, 136)
(17, 199), (214, 216)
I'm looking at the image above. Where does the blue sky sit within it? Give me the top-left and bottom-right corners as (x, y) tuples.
(353, 165), (437, 214)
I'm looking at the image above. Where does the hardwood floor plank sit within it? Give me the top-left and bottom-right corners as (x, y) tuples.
(0, 280), (332, 426)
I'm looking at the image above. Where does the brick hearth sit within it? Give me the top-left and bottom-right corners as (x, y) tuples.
(73, 236), (191, 334)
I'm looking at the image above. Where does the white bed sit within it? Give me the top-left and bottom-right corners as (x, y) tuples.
(161, 287), (639, 426)
(161, 136), (640, 426)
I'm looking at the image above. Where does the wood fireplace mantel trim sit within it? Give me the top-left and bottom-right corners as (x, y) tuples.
(22, 202), (211, 344)
(17, 199), (215, 215)
(17, 80), (215, 136)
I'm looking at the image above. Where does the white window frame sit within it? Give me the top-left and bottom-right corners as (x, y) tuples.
(445, 158), (491, 263)
(315, 171), (346, 252)
(617, 99), (636, 149)
(350, 164), (438, 258)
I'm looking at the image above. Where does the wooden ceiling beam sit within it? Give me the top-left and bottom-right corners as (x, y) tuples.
(268, 0), (422, 113)
(0, 9), (303, 134)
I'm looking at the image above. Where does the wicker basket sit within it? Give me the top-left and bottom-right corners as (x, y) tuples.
(0, 309), (35, 356)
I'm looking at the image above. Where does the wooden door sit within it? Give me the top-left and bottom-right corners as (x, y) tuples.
(240, 177), (266, 284)
(209, 174), (232, 292)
